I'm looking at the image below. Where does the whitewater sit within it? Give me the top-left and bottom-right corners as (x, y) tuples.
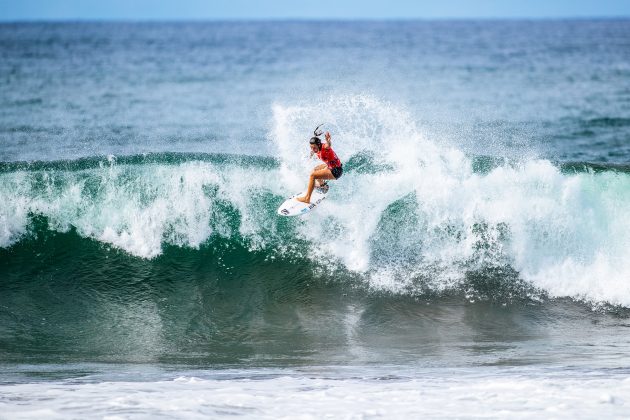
(2, 96), (629, 306)
(3, 366), (630, 419)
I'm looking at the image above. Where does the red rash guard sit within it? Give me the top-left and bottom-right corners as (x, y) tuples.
(317, 146), (342, 169)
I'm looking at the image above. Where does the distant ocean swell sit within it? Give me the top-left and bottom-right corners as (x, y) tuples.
(2, 96), (630, 307)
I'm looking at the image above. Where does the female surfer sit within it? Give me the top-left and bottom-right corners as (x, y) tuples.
(297, 125), (343, 204)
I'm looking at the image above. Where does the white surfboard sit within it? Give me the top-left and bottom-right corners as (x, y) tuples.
(277, 186), (328, 216)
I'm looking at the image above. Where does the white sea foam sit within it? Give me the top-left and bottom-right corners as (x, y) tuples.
(1, 368), (629, 419)
(1, 95), (630, 305)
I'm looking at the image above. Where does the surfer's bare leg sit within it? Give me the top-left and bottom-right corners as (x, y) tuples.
(297, 168), (335, 203)
(313, 164), (327, 186)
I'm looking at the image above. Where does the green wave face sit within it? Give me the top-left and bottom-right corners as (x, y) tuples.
(2, 150), (630, 304)
(2, 151), (630, 365)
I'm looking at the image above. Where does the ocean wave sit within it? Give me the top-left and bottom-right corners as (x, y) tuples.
(2, 96), (630, 306)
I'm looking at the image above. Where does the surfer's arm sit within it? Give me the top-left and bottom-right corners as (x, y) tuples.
(324, 131), (332, 148)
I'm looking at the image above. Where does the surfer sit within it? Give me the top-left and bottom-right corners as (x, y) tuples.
(297, 125), (343, 204)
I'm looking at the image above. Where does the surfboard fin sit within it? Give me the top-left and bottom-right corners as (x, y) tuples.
(316, 181), (329, 194)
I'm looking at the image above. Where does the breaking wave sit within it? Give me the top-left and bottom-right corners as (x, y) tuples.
(2, 96), (630, 306)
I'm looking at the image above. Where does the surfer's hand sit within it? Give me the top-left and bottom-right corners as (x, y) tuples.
(325, 132), (331, 142)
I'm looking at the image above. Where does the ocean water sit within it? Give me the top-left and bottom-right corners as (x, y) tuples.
(1, 20), (630, 418)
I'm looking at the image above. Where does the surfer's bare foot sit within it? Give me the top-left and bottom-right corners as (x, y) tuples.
(296, 196), (310, 204)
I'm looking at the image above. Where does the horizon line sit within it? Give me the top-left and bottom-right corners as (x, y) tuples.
(1, 16), (629, 24)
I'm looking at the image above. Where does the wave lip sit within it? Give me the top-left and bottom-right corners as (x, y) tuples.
(0, 159), (226, 258)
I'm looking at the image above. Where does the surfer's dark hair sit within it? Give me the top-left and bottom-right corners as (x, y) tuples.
(310, 124), (324, 149)
(310, 137), (322, 149)
(313, 124), (324, 137)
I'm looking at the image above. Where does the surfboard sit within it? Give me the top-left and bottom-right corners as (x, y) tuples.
(277, 186), (328, 216)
